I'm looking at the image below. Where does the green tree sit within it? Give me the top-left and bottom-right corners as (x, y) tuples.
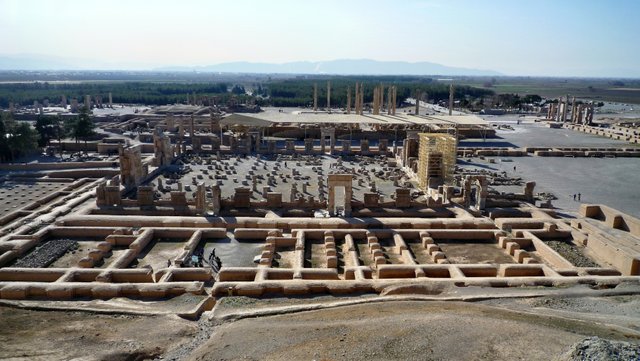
(35, 114), (63, 147)
(231, 85), (246, 95)
(0, 112), (38, 162)
(69, 106), (96, 151)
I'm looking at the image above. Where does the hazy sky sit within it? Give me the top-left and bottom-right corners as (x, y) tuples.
(1, 0), (638, 77)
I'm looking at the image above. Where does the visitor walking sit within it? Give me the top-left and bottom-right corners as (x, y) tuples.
(578, 193), (581, 201)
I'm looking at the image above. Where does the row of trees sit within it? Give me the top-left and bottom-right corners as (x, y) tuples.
(1, 77), (496, 110)
(0, 107), (95, 162)
(265, 77), (495, 108)
(0, 82), (232, 107)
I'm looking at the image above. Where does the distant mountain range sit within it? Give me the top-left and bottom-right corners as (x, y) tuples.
(0, 54), (502, 76)
(156, 59), (502, 76)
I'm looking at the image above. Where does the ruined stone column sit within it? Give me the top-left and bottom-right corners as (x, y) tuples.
(415, 90), (421, 115)
(373, 87), (379, 115)
(392, 86), (397, 115)
(305, 138), (314, 154)
(327, 81), (331, 111)
(313, 83), (318, 111)
(556, 97), (563, 122)
(585, 103), (594, 125)
(84, 95), (91, 109)
(353, 83), (357, 114)
(346, 86), (351, 114)
(576, 104), (584, 124)
(211, 185), (221, 215)
(449, 84), (455, 116)
(561, 94), (568, 122)
(196, 183), (206, 214)
(190, 115), (195, 137)
(358, 83), (364, 115)
(571, 97), (577, 123)
(108, 92), (113, 108)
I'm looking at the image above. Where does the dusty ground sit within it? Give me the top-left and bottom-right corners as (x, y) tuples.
(188, 297), (639, 361)
(1, 285), (639, 361)
(0, 307), (197, 361)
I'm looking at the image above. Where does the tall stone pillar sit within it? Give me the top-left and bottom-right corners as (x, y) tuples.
(327, 81), (331, 111)
(556, 97), (563, 122)
(359, 83), (365, 115)
(449, 84), (454, 116)
(313, 83), (318, 111)
(84, 95), (91, 109)
(561, 94), (568, 122)
(415, 91), (421, 115)
(108, 92), (113, 108)
(373, 87), (379, 115)
(305, 138), (314, 154)
(190, 115), (195, 137)
(346, 86), (351, 114)
(211, 185), (221, 215)
(196, 183), (206, 214)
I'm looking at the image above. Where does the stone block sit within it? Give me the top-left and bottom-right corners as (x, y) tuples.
(421, 237), (434, 247)
(374, 256), (386, 265)
(506, 242), (520, 255)
(513, 249), (530, 263)
(426, 244), (440, 255)
(327, 256), (338, 268)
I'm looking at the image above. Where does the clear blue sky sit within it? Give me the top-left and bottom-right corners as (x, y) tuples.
(1, 0), (638, 77)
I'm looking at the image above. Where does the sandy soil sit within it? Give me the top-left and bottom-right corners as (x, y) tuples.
(0, 307), (197, 361)
(187, 297), (639, 361)
(1, 285), (639, 361)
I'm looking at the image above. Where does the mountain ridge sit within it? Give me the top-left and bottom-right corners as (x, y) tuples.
(155, 59), (502, 76)
(0, 54), (501, 76)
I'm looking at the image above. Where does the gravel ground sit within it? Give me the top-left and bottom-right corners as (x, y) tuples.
(2, 288), (638, 361)
(187, 298), (640, 361)
(0, 306), (197, 361)
(543, 239), (599, 268)
(12, 239), (78, 268)
(558, 337), (640, 361)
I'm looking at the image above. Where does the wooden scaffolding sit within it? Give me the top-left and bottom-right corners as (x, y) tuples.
(417, 133), (457, 190)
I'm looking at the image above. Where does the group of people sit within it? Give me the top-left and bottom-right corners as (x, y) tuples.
(208, 248), (222, 272)
(573, 193), (582, 201)
(165, 248), (222, 271)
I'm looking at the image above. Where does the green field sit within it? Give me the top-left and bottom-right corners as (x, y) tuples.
(453, 76), (640, 104)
